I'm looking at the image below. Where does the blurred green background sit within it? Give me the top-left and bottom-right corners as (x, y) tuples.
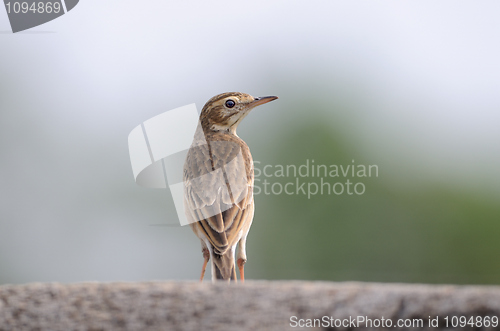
(1, 1), (499, 285)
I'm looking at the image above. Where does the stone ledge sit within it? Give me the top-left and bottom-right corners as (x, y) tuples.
(1, 281), (499, 330)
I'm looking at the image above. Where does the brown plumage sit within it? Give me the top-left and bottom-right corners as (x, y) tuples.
(183, 92), (278, 282)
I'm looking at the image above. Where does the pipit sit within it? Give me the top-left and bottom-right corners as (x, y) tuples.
(183, 92), (278, 282)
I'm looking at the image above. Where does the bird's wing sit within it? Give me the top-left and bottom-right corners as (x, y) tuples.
(183, 136), (254, 255)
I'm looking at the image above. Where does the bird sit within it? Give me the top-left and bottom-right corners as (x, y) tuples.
(183, 92), (278, 282)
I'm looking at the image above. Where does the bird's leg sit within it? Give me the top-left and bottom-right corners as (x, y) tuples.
(200, 248), (210, 282)
(237, 258), (246, 282)
(237, 238), (247, 282)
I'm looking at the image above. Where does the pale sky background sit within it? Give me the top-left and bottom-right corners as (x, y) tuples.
(1, 1), (499, 284)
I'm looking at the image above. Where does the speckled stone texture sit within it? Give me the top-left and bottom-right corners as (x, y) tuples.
(0, 281), (499, 330)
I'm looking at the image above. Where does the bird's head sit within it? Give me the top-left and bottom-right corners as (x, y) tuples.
(200, 92), (278, 134)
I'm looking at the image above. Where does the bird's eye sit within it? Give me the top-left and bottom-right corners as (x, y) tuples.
(225, 99), (236, 108)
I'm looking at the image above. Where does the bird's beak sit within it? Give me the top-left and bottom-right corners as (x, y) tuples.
(251, 96), (278, 107)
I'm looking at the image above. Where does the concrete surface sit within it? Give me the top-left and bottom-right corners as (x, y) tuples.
(1, 281), (499, 330)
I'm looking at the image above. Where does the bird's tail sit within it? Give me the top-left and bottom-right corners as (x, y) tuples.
(211, 251), (237, 281)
